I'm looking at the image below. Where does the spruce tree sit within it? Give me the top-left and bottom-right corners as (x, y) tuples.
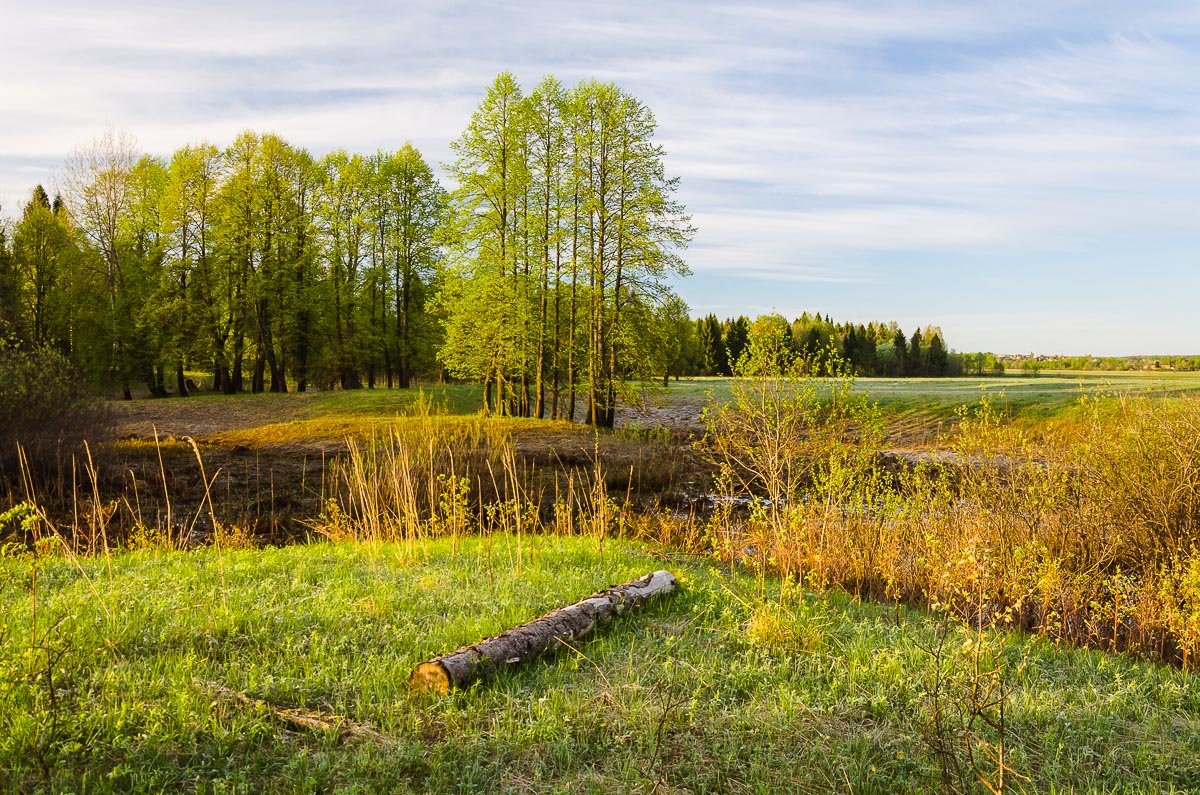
(928, 333), (949, 376)
(723, 315), (749, 371)
(892, 329), (907, 377)
(909, 328), (924, 376)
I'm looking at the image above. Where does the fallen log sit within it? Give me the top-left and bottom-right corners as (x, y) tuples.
(410, 570), (678, 694)
(204, 682), (387, 744)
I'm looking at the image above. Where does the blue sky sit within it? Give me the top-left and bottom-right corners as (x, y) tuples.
(2, 1), (1197, 354)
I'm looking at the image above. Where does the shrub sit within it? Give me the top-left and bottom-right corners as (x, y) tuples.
(0, 343), (108, 478)
(703, 372), (1200, 667)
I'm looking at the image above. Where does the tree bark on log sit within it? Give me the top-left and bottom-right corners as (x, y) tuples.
(410, 570), (677, 694)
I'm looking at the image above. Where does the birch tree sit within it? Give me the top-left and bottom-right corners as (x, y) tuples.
(62, 129), (141, 398)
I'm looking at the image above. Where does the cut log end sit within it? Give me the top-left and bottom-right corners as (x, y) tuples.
(409, 661), (452, 695)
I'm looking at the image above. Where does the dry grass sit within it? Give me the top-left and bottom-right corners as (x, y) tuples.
(703, 378), (1200, 668)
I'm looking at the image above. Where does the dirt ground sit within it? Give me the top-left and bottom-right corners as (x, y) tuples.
(15, 389), (945, 548)
(110, 392), (335, 439)
(23, 392), (707, 546)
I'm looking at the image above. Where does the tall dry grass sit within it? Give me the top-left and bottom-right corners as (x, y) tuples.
(322, 402), (628, 545)
(703, 373), (1200, 667)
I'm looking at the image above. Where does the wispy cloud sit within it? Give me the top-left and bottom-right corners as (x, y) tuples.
(2, 1), (1198, 353)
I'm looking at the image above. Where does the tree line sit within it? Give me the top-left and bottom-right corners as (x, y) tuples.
(673, 312), (959, 378)
(0, 70), (991, 419)
(1001, 354), (1200, 373)
(0, 73), (694, 425)
(0, 130), (444, 400)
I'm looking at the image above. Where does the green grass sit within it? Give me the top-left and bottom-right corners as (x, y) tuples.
(663, 370), (1200, 420)
(2, 536), (1198, 792)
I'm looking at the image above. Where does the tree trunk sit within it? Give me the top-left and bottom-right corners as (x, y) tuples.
(296, 310), (310, 393)
(252, 351), (266, 393)
(230, 331), (245, 393)
(410, 570), (677, 694)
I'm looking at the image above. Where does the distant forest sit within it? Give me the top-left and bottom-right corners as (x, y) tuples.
(1001, 354), (1200, 373)
(678, 313), (963, 379)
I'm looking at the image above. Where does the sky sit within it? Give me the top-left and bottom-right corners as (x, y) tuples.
(1, 1), (1197, 355)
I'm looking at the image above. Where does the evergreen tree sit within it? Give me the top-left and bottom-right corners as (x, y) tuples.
(856, 323), (877, 374)
(723, 315), (749, 370)
(892, 329), (907, 376)
(697, 314), (727, 375)
(908, 328), (925, 376)
(842, 325), (858, 372)
(927, 332), (949, 376)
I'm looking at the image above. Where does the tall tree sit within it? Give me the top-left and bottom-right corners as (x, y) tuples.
(0, 216), (18, 340)
(741, 313), (796, 376)
(723, 315), (750, 370)
(524, 76), (568, 417)
(125, 155), (169, 395)
(12, 186), (78, 348)
(927, 329), (949, 376)
(655, 293), (696, 385)
(377, 145), (444, 388)
(908, 328), (925, 376)
(63, 129), (142, 398)
(440, 72), (529, 413)
(697, 314), (727, 376)
(891, 328), (908, 377)
(159, 144), (221, 395)
(213, 131), (262, 393)
(318, 150), (374, 389)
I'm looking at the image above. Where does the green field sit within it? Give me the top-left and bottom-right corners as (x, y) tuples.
(659, 370), (1200, 420)
(109, 370), (1200, 444)
(665, 369), (1200, 401)
(3, 535), (1198, 793)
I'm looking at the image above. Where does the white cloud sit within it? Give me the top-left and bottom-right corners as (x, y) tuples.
(2, 1), (1199, 352)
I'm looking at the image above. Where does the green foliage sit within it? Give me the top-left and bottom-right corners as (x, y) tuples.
(654, 294), (697, 384)
(11, 186), (80, 349)
(13, 127), (443, 399)
(737, 313), (796, 375)
(702, 352), (885, 556)
(683, 312), (956, 379)
(0, 501), (41, 548)
(696, 313), (728, 376)
(0, 221), (18, 340)
(439, 73), (693, 424)
(0, 343), (106, 475)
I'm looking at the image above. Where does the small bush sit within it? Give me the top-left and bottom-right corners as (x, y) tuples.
(0, 343), (108, 477)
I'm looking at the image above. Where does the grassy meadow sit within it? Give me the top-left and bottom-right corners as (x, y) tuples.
(3, 536), (1199, 793)
(4, 371), (1200, 791)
